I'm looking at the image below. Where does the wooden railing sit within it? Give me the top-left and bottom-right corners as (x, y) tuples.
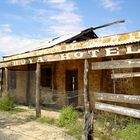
(94, 92), (140, 119)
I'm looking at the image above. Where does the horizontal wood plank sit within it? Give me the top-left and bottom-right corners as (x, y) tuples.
(95, 102), (140, 119)
(95, 92), (140, 104)
(92, 59), (140, 70)
(111, 72), (140, 79)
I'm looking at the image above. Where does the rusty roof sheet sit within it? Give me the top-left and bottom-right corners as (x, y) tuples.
(3, 30), (140, 62)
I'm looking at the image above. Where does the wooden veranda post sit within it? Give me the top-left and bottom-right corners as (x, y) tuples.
(36, 62), (41, 117)
(83, 59), (94, 140)
(5, 67), (9, 95)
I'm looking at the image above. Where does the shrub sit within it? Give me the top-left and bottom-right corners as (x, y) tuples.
(95, 112), (140, 140)
(0, 94), (15, 111)
(114, 123), (140, 140)
(97, 112), (140, 131)
(57, 106), (79, 127)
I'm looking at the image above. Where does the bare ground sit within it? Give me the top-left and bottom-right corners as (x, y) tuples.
(0, 107), (76, 140)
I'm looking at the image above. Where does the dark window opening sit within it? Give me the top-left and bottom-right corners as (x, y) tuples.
(9, 71), (16, 89)
(41, 67), (52, 88)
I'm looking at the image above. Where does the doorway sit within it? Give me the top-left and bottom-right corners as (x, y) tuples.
(66, 69), (78, 106)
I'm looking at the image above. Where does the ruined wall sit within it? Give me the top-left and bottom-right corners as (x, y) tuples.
(1, 55), (140, 109)
(54, 59), (102, 108)
(2, 70), (27, 104)
(0, 59), (109, 108)
(55, 60), (84, 107)
(14, 71), (27, 104)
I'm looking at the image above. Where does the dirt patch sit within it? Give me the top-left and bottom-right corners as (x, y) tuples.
(0, 109), (76, 140)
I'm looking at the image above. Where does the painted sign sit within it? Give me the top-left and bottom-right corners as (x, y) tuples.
(0, 44), (140, 68)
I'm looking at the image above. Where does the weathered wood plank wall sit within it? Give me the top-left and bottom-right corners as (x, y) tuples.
(95, 102), (140, 119)
(95, 92), (140, 104)
(92, 59), (140, 70)
(111, 72), (140, 79)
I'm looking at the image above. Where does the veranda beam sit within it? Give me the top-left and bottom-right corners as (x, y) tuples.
(95, 92), (140, 104)
(92, 58), (140, 70)
(95, 102), (140, 119)
(5, 67), (9, 94)
(35, 62), (41, 117)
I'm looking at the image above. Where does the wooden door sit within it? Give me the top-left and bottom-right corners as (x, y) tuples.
(66, 69), (78, 106)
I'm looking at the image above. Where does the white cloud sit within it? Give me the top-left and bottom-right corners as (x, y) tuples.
(49, 25), (82, 36)
(40, 0), (83, 36)
(7, 0), (84, 36)
(50, 12), (82, 25)
(1, 0), (83, 56)
(43, 0), (66, 4)
(0, 24), (37, 56)
(100, 0), (123, 11)
(0, 24), (12, 34)
(8, 0), (34, 6)
(0, 34), (36, 55)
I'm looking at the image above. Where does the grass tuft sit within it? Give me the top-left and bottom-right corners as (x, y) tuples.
(0, 94), (15, 111)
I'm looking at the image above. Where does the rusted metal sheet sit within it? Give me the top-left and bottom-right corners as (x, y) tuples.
(95, 102), (140, 119)
(3, 30), (140, 62)
(92, 58), (140, 70)
(95, 92), (140, 104)
(111, 72), (140, 79)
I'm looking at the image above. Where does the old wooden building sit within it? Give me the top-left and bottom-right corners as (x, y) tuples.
(0, 29), (140, 118)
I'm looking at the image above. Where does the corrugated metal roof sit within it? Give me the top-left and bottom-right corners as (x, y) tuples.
(5, 32), (80, 56)
(3, 30), (140, 62)
(3, 28), (97, 58)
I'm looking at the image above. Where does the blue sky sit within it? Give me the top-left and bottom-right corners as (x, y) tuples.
(0, 0), (140, 58)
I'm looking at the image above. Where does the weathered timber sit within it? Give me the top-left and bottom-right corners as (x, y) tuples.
(36, 63), (41, 117)
(83, 59), (94, 140)
(95, 102), (140, 119)
(92, 20), (125, 30)
(111, 72), (140, 79)
(26, 65), (31, 105)
(5, 68), (9, 94)
(84, 59), (90, 113)
(92, 59), (140, 70)
(95, 92), (140, 104)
